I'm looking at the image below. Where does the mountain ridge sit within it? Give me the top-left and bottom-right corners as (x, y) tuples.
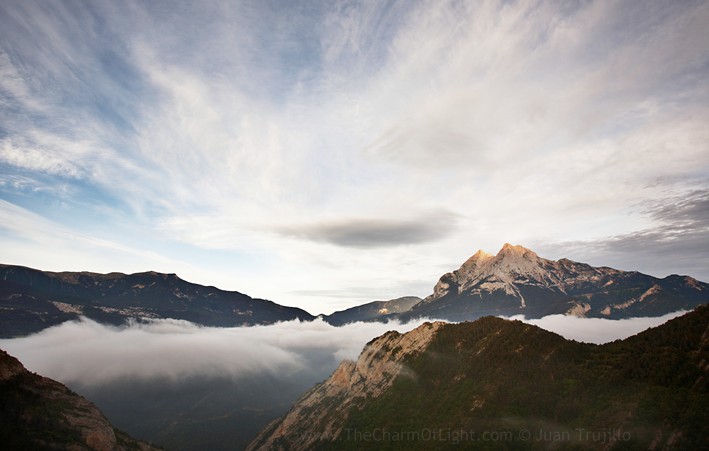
(2, 242), (707, 336)
(400, 243), (707, 322)
(321, 296), (421, 326)
(0, 263), (314, 338)
(248, 304), (709, 450)
(247, 320), (447, 450)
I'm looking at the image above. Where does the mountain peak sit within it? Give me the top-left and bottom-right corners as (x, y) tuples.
(412, 244), (709, 322)
(424, 244), (548, 306)
(472, 249), (494, 259)
(497, 243), (537, 258)
(458, 249), (494, 273)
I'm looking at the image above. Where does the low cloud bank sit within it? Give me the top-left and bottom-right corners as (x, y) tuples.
(0, 317), (433, 385)
(506, 311), (687, 344)
(0, 311), (687, 386)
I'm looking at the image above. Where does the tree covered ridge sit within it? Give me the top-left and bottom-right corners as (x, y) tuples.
(271, 306), (708, 450)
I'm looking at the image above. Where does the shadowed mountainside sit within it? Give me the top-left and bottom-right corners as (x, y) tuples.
(249, 305), (709, 450)
(322, 296), (421, 326)
(0, 264), (314, 338)
(3, 243), (707, 336)
(0, 349), (160, 451)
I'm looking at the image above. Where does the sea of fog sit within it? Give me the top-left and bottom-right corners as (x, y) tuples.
(0, 311), (685, 449)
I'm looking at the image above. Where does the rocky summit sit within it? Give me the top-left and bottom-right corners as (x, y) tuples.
(400, 243), (708, 322)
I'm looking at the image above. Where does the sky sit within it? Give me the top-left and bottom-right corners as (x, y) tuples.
(1, 0), (708, 315)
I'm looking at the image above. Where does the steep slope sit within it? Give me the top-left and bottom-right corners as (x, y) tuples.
(247, 321), (445, 450)
(322, 296), (421, 326)
(0, 348), (159, 451)
(401, 243), (708, 322)
(249, 305), (709, 450)
(0, 264), (314, 337)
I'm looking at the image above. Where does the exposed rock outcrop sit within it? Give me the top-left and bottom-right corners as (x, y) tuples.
(402, 243), (708, 322)
(247, 321), (444, 450)
(0, 349), (159, 451)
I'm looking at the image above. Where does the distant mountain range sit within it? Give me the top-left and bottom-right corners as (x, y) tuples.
(0, 348), (159, 450)
(0, 264), (314, 338)
(3, 248), (708, 450)
(322, 296), (421, 326)
(1, 243), (707, 337)
(248, 305), (709, 450)
(326, 243), (707, 324)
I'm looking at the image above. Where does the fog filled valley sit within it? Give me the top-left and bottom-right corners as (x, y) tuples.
(1, 0), (709, 448)
(1, 243), (706, 449)
(0, 312), (688, 450)
(1, 317), (434, 449)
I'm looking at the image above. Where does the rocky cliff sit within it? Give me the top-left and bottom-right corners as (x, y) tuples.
(247, 321), (445, 450)
(0, 348), (159, 450)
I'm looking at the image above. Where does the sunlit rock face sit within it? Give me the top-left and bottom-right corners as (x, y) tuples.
(249, 306), (709, 450)
(402, 244), (708, 322)
(247, 321), (444, 450)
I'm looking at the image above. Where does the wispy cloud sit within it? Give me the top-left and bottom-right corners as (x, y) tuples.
(0, 199), (240, 294)
(536, 189), (709, 279)
(1, 0), (708, 312)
